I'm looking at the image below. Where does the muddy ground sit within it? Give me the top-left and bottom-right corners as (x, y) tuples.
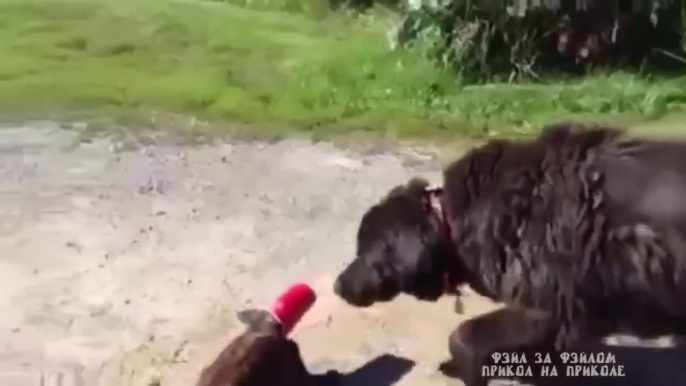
(0, 120), (680, 386)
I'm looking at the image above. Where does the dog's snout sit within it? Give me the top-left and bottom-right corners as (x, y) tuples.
(333, 276), (344, 297)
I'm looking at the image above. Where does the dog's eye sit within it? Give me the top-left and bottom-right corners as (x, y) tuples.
(372, 260), (391, 280)
(383, 241), (394, 254)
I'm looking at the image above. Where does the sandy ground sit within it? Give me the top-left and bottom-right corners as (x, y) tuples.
(1, 120), (681, 386)
(0, 120), (502, 386)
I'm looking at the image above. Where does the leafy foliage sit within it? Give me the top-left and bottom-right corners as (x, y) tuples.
(387, 1), (685, 82)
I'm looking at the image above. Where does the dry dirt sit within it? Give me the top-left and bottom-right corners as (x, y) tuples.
(0, 120), (679, 386)
(0, 121), (501, 386)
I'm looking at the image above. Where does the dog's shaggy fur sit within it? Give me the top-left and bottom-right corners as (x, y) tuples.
(335, 123), (686, 358)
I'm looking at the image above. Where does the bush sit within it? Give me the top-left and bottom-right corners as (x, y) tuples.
(392, 4), (567, 82)
(385, 1), (686, 82)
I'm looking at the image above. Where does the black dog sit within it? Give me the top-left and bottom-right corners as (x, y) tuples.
(334, 123), (686, 383)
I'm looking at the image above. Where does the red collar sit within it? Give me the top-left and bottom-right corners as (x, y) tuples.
(424, 186), (451, 244)
(423, 187), (461, 298)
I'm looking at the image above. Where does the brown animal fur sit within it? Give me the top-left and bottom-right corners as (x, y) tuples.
(196, 310), (338, 386)
(442, 123), (686, 349)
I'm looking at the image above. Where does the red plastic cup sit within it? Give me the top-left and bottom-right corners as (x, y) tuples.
(268, 283), (317, 335)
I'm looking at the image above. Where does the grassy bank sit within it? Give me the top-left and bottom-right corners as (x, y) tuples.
(1, 0), (686, 138)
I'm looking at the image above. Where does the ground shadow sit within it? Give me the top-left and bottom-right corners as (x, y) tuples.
(341, 354), (415, 386)
(314, 354), (416, 386)
(313, 341), (686, 385)
(489, 341), (686, 386)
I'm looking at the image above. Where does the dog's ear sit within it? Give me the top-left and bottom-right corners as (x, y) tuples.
(385, 177), (431, 201)
(385, 185), (407, 200)
(406, 177), (431, 195)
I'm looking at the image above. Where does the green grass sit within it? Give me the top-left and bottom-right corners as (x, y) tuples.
(1, 0), (686, 138)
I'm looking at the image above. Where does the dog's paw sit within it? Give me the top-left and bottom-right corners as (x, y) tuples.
(313, 370), (343, 385)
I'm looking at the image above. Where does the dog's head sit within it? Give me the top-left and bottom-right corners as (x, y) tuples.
(333, 178), (460, 307)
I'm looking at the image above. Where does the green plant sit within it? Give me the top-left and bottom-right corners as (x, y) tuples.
(0, 0), (685, 139)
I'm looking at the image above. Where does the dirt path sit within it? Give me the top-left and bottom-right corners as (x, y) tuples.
(0, 121), (503, 386)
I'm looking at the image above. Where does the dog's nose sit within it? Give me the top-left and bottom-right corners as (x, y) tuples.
(333, 277), (344, 296)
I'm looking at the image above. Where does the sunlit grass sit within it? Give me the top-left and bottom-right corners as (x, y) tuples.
(1, 0), (685, 138)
